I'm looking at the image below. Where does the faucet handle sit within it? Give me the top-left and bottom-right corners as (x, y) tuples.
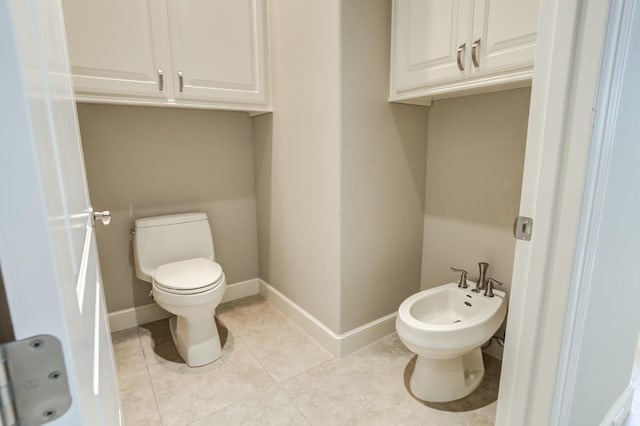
(450, 267), (469, 289)
(484, 277), (503, 297)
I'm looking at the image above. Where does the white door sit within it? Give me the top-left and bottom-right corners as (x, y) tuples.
(0, 0), (120, 425)
(166, 0), (268, 106)
(470, 0), (538, 76)
(61, 0), (173, 102)
(390, 0), (473, 94)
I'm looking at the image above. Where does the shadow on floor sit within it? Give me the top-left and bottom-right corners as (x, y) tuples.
(403, 353), (501, 412)
(137, 316), (228, 364)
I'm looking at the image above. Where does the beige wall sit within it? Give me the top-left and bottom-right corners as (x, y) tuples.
(340, 0), (428, 332)
(78, 104), (258, 313)
(253, 0), (342, 332)
(421, 88), (531, 296)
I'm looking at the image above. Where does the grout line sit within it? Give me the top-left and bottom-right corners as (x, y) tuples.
(274, 381), (314, 426)
(227, 320), (282, 385)
(257, 296), (335, 360)
(135, 326), (166, 426)
(233, 298), (334, 383)
(112, 331), (149, 380)
(144, 362), (166, 426)
(181, 330), (278, 425)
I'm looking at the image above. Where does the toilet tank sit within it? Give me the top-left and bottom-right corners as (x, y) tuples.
(133, 212), (215, 283)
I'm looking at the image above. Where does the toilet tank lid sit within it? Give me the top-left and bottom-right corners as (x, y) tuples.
(135, 212), (208, 228)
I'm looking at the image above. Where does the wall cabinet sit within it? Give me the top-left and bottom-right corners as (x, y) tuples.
(62, 0), (271, 112)
(390, 0), (538, 104)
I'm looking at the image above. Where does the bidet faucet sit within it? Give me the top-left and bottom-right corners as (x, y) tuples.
(484, 277), (504, 298)
(472, 262), (489, 293)
(450, 267), (469, 288)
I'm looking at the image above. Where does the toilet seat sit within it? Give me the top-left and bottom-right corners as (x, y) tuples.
(153, 258), (224, 295)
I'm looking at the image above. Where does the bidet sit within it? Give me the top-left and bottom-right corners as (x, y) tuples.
(396, 282), (506, 402)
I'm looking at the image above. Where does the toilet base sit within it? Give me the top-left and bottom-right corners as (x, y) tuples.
(409, 348), (485, 402)
(169, 314), (222, 367)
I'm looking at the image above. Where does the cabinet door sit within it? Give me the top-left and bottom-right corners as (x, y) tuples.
(62, 0), (173, 100)
(166, 0), (268, 107)
(391, 0), (474, 95)
(471, 0), (538, 76)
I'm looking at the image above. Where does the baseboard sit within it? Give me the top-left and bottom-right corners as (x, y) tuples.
(600, 383), (634, 426)
(108, 302), (172, 333)
(258, 279), (396, 357)
(108, 278), (260, 332)
(221, 278), (260, 304)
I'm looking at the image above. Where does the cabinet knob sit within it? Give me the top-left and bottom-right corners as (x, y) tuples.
(471, 39), (481, 68)
(456, 43), (466, 71)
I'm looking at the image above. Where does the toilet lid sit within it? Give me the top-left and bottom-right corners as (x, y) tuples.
(153, 258), (223, 292)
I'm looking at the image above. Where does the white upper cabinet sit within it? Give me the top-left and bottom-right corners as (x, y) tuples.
(166, 0), (268, 107)
(471, 0), (538, 77)
(392, 0), (473, 93)
(62, 0), (172, 101)
(390, 0), (539, 103)
(62, 0), (271, 112)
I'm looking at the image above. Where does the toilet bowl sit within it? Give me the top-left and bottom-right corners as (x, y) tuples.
(396, 282), (506, 402)
(133, 213), (227, 367)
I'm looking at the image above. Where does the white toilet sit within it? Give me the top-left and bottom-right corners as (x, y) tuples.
(396, 282), (506, 402)
(133, 212), (226, 367)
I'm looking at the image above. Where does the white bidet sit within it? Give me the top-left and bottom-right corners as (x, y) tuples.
(396, 282), (506, 402)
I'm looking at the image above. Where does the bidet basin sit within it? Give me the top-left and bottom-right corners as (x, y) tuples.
(396, 282), (507, 359)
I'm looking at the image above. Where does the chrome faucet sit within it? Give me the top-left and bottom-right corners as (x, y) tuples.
(472, 262), (489, 293)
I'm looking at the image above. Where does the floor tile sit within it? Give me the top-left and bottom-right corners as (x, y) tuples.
(148, 334), (275, 426)
(119, 368), (162, 426)
(234, 301), (333, 382)
(216, 295), (288, 336)
(111, 328), (146, 377)
(279, 334), (418, 426)
(189, 384), (309, 425)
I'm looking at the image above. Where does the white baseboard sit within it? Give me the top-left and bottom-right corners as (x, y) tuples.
(258, 279), (396, 357)
(108, 302), (172, 333)
(600, 384), (634, 426)
(108, 278), (260, 332)
(109, 277), (397, 356)
(221, 278), (260, 304)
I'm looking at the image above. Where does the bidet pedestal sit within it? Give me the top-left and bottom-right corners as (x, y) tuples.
(169, 314), (222, 367)
(410, 347), (485, 402)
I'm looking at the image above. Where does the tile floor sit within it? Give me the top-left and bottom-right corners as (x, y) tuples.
(112, 295), (497, 425)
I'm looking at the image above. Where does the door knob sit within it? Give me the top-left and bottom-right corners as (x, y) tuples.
(92, 210), (111, 226)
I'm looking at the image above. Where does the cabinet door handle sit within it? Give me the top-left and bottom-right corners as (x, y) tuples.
(456, 43), (466, 71)
(178, 71), (184, 93)
(157, 69), (164, 91)
(471, 38), (481, 68)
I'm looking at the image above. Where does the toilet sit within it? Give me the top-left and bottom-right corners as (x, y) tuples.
(133, 212), (226, 367)
(396, 282), (507, 402)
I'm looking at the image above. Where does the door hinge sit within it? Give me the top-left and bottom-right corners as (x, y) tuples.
(0, 335), (71, 426)
(514, 216), (534, 241)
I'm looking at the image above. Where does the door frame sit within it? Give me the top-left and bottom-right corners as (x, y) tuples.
(496, 0), (634, 424)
